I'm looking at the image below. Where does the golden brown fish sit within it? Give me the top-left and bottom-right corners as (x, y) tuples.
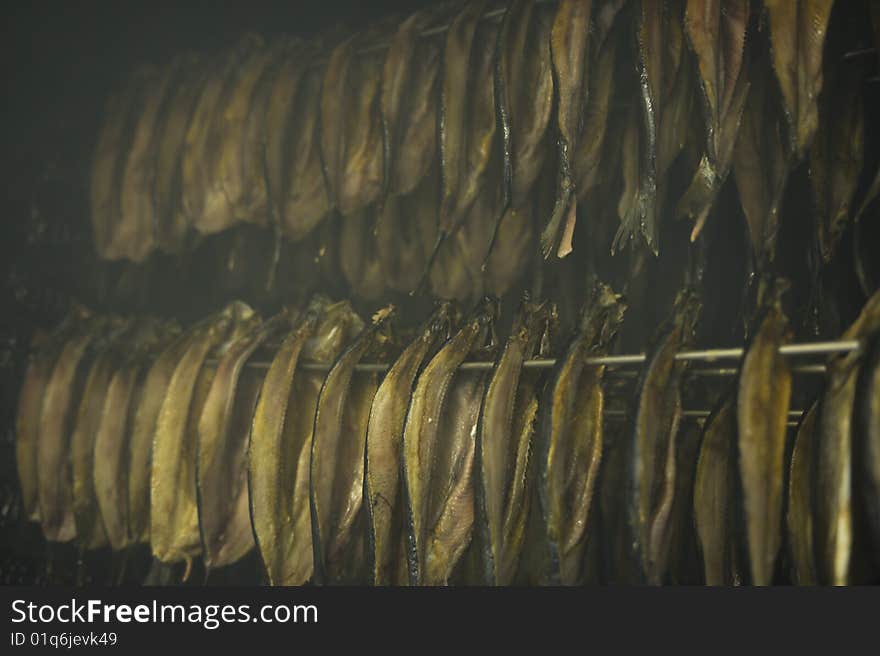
(679, 0), (751, 240)
(181, 35), (259, 233)
(310, 306), (396, 584)
(496, 0), (554, 210)
(732, 53), (792, 270)
(197, 312), (293, 570)
(541, 0), (591, 259)
(71, 319), (138, 550)
(94, 320), (177, 551)
(693, 393), (741, 585)
(809, 41), (866, 263)
(856, 331), (880, 562)
(117, 63), (178, 262)
(128, 319), (212, 545)
(763, 0), (834, 158)
(275, 50), (331, 241)
(403, 297), (498, 585)
(787, 400), (819, 585)
(628, 289), (700, 585)
(150, 302), (259, 566)
(736, 278), (792, 585)
(538, 283), (627, 584)
(16, 309), (89, 523)
(366, 303), (455, 585)
(37, 316), (125, 543)
(152, 54), (208, 255)
(248, 298), (363, 585)
(815, 290), (880, 584)
(339, 206), (386, 301)
(381, 7), (446, 198)
(431, 1), (497, 271)
(476, 296), (554, 585)
(90, 67), (153, 260)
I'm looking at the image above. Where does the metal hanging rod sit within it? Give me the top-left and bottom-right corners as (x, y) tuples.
(237, 339), (860, 373)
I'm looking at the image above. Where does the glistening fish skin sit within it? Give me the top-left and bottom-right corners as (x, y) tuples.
(403, 297), (498, 586)
(816, 290), (880, 585)
(736, 279), (792, 586)
(628, 290), (700, 585)
(856, 332), (880, 563)
(150, 302), (259, 566)
(694, 394), (741, 586)
(538, 283), (627, 585)
(476, 296), (554, 585)
(248, 299), (363, 585)
(365, 303), (454, 585)
(310, 307), (396, 584)
(787, 400), (819, 585)
(16, 310), (88, 523)
(197, 312), (293, 570)
(37, 316), (124, 543)
(541, 0), (592, 259)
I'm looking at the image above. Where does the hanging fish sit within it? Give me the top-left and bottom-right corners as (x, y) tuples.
(90, 67), (153, 261)
(476, 295), (555, 585)
(736, 277), (792, 585)
(196, 311), (294, 571)
(150, 302), (259, 567)
(375, 170), (440, 294)
(248, 298), (364, 585)
(856, 331), (880, 563)
(787, 400), (819, 585)
(809, 22), (868, 264)
(495, 0), (554, 211)
(94, 320), (178, 551)
(426, 0), (497, 277)
(128, 317), (215, 545)
(71, 318), (138, 550)
(694, 393), (742, 586)
(320, 23), (393, 218)
(117, 63), (180, 262)
(537, 283), (627, 584)
(37, 316), (126, 543)
(152, 53), (208, 255)
(628, 289), (701, 585)
(366, 303), (455, 585)
(678, 0), (751, 240)
(339, 206), (386, 301)
(274, 48), (332, 241)
(815, 289), (880, 584)
(732, 52), (791, 272)
(541, 0), (591, 259)
(181, 35), (260, 234)
(381, 6), (446, 199)
(763, 0), (835, 159)
(16, 308), (90, 524)
(403, 297), (498, 585)
(613, 0), (695, 256)
(310, 307), (396, 584)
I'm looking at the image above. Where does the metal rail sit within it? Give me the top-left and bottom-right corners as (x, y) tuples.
(240, 338), (860, 373)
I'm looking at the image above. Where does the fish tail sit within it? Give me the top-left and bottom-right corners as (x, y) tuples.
(677, 155), (721, 242)
(611, 201), (640, 256)
(540, 187), (572, 259)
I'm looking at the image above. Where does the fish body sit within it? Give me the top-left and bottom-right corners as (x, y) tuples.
(310, 307), (395, 584)
(249, 299), (363, 585)
(628, 290), (700, 584)
(476, 297), (554, 585)
(736, 279), (792, 585)
(538, 283), (627, 584)
(365, 303), (454, 585)
(197, 312), (292, 570)
(679, 0), (750, 239)
(694, 394), (741, 585)
(816, 291), (880, 584)
(856, 332), (880, 560)
(787, 400), (819, 585)
(403, 298), (498, 585)
(150, 302), (259, 565)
